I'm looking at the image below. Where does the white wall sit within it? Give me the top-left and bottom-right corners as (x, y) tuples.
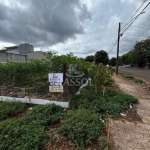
(27, 51), (46, 60)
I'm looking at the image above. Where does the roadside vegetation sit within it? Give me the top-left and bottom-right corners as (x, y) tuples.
(0, 100), (26, 120)
(0, 52), (139, 149)
(119, 72), (144, 85)
(119, 72), (134, 79)
(134, 79), (143, 84)
(0, 87), (138, 149)
(69, 88), (138, 118)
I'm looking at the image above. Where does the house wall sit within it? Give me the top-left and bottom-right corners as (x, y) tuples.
(0, 51), (46, 63)
(26, 51), (46, 60)
(7, 48), (19, 54)
(19, 44), (34, 54)
(0, 52), (26, 62)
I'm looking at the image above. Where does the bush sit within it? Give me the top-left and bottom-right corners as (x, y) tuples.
(25, 103), (64, 126)
(0, 103), (65, 150)
(69, 94), (105, 113)
(0, 60), (49, 86)
(69, 88), (138, 117)
(0, 118), (47, 150)
(0, 100), (26, 120)
(59, 109), (105, 149)
(104, 87), (120, 97)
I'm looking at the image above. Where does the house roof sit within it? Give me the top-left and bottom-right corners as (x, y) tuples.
(0, 49), (8, 52)
(4, 46), (18, 49)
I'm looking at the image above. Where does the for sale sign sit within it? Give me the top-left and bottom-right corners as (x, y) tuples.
(48, 73), (63, 93)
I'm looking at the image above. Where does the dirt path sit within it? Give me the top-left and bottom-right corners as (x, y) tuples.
(109, 75), (150, 150)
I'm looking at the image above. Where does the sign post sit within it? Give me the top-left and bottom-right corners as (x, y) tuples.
(48, 73), (63, 93)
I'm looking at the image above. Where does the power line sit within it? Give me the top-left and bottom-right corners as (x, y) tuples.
(122, 0), (139, 22)
(127, 33), (150, 37)
(122, 2), (150, 34)
(108, 39), (118, 54)
(127, 24), (150, 30)
(122, 0), (147, 30)
(108, 1), (139, 54)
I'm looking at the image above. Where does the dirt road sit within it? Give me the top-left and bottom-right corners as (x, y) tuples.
(109, 75), (150, 150)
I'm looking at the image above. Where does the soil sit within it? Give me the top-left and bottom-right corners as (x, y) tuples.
(109, 74), (150, 150)
(0, 84), (73, 102)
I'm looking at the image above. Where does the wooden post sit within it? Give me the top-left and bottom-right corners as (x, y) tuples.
(63, 63), (67, 83)
(63, 63), (69, 101)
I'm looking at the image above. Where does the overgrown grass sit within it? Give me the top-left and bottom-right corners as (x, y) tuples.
(0, 100), (26, 120)
(119, 72), (134, 78)
(134, 79), (143, 84)
(0, 118), (48, 150)
(59, 109), (105, 149)
(0, 103), (64, 150)
(0, 87), (138, 149)
(69, 88), (138, 117)
(24, 103), (64, 126)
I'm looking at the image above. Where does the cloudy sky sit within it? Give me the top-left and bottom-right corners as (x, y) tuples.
(0, 0), (150, 58)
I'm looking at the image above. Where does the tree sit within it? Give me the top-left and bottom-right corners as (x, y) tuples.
(109, 57), (116, 66)
(94, 50), (109, 65)
(85, 55), (94, 62)
(119, 37), (150, 68)
(130, 39), (149, 67)
(120, 52), (131, 65)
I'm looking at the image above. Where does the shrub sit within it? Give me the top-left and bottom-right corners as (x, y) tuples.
(0, 60), (49, 86)
(69, 94), (105, 113)
(0, 118), (47, 150)
(25, 103), (64, 126)
(59, 109), (105, 149)
(104, 87), (120, 97)
(69, 88), (138, 117)
(88, 64), (111, 93)
(0, 100), (26, 120)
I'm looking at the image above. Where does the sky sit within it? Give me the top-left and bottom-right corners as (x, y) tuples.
(0, 0), (150, 59)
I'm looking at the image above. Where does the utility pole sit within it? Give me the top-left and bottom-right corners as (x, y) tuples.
(116, 22), (121, 75)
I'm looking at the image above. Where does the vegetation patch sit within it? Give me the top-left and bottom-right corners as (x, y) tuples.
(119, 72), (134, 78)
(25, 103), (64, 126)
(59, 109), (105, 149)
(0, 100), (26, 120)
(134, 79), (143, 84)
(0, 103), (64, 150)
(69, 88), (138, 117)
(0, 118), (48, 150)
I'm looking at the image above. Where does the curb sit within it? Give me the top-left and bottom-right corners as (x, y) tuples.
(0, 96), (69, 108)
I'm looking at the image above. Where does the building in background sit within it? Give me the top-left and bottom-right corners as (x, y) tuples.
(5, 43), (34, 54)
(0, 43), (46, 63)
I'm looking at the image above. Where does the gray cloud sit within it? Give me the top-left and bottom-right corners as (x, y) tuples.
(0, 0), (90, 47)
(0, 0), (150, 59)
